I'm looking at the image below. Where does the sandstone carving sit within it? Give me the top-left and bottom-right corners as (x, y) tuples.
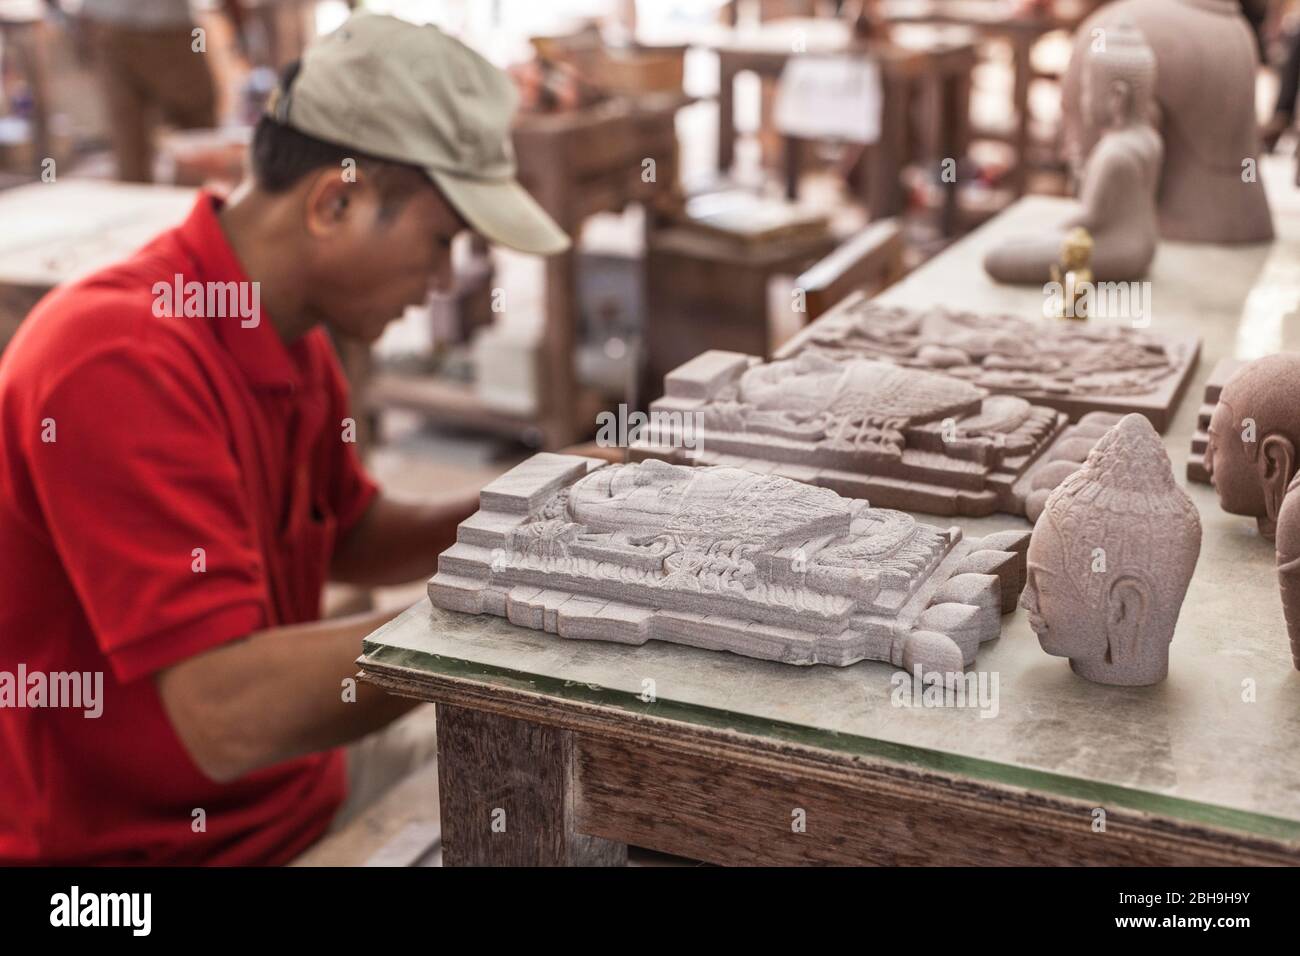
(1204, 355), (1300, 669)
(779, 296), (1200, 431)
(986, 20), (1161, 284)
(1020, 414), (1201, 686)
(429, 453), (1030, 671)
(631, 350), (1118, 521)
(1187, 357), (1246, 484)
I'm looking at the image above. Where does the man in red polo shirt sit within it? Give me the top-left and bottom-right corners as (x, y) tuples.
(0, 14), (570, 864)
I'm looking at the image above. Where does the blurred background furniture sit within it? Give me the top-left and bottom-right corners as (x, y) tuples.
(642, 203), (904, 402)
(709, 16), (978, 231)
(368, 90), (689, 449)
(0, 179), (195, 351)
(883, 0), (1084, 197)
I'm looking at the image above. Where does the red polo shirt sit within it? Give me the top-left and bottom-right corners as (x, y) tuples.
(0, 194), (377, 865)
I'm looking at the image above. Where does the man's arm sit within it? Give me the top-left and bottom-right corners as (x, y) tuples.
(330, 444), (623, 588)
(330, 490), (480, 588)
(156, 607), (414, 783)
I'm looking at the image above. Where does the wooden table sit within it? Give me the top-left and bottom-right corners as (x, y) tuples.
(0, 180), (197, 351)
(368, 93), (688, 449)
(707, 18), (977, 227)
(883, 0), (1082, 197)
(357, 158), (1300, 866)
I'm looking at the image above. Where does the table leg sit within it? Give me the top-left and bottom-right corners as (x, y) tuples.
(1011, 34), (1032, 197)
(435, 704), (628, 866)
(718, 59), (737, 174)
(783, 135), (802, 200)
(867, 74), (909, 219)
(539, 250), (579, 449)
(939, 66), (972, 237)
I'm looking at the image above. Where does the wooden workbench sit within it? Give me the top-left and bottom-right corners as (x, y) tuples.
(356, 159), (1300, 867)
(0, 180), (197, 350)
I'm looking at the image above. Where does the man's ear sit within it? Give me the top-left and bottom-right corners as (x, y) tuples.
(302, 167), (370, 240)
(1260, 433), (1297, 530)
(1105, 573), (1151, 666)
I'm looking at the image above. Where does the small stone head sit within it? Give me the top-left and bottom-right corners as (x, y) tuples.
(1020, 414), (1201, 685)
(1076, 18), (1157, 163)
(1206, 354), (1300, 540)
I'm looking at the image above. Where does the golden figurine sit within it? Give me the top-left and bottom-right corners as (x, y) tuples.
(1050, 227), (1094, 321)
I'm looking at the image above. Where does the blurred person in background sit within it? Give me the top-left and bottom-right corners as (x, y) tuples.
(80, 0), (246, 182)
(0, 0), (53, 171)
(1262, 10), (1300, 151)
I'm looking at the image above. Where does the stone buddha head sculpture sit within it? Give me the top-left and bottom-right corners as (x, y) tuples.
(1205, 355), (1300, 670)
(1206, 355), (1300, 540)
(1020, 414), (1201, 685)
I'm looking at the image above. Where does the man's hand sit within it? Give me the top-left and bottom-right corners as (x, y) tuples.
(330, 490), (479, 588)
(155, 607), (413, 783)
(332, 455), (620, 589)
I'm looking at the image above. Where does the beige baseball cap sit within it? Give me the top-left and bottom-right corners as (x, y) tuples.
(267, 12), (570, 256)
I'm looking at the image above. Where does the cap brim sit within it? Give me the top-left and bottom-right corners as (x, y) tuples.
(428, 169), (571, 256)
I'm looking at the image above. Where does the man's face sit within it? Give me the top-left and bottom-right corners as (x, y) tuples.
(1206, 397), (1265, 517)
(1021, 519), (1105, 662)
(308, 180), (464, 343)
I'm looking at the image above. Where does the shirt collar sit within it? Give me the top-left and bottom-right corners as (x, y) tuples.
(173, 192), (307, 393)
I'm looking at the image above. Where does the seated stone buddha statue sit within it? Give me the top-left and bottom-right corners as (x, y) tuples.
(1020, 414), (1201, 685)
(1061, 0), (1272, 244)
(985, 19), (1161, 285)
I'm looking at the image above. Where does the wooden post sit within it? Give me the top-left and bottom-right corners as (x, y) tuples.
(540, 250), (579, 449)
(867, 71), (909, 219)
(435, 704), (627, 867)
(718, 57), (738, 174)
(1011, 32), (1033, 197)
(939, 56), (973, 237)
(783, 135), (802, 200)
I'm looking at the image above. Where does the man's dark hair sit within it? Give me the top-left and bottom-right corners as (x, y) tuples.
(250, 62), (433, 217)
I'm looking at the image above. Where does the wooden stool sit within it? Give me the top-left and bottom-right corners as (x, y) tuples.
(642, 225), (836, 405)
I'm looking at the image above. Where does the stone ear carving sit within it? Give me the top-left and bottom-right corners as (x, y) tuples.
(1106, 77), (1133, 126)
(1260, 434), (1296, 535)
(1106, 573), (1152, 667)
